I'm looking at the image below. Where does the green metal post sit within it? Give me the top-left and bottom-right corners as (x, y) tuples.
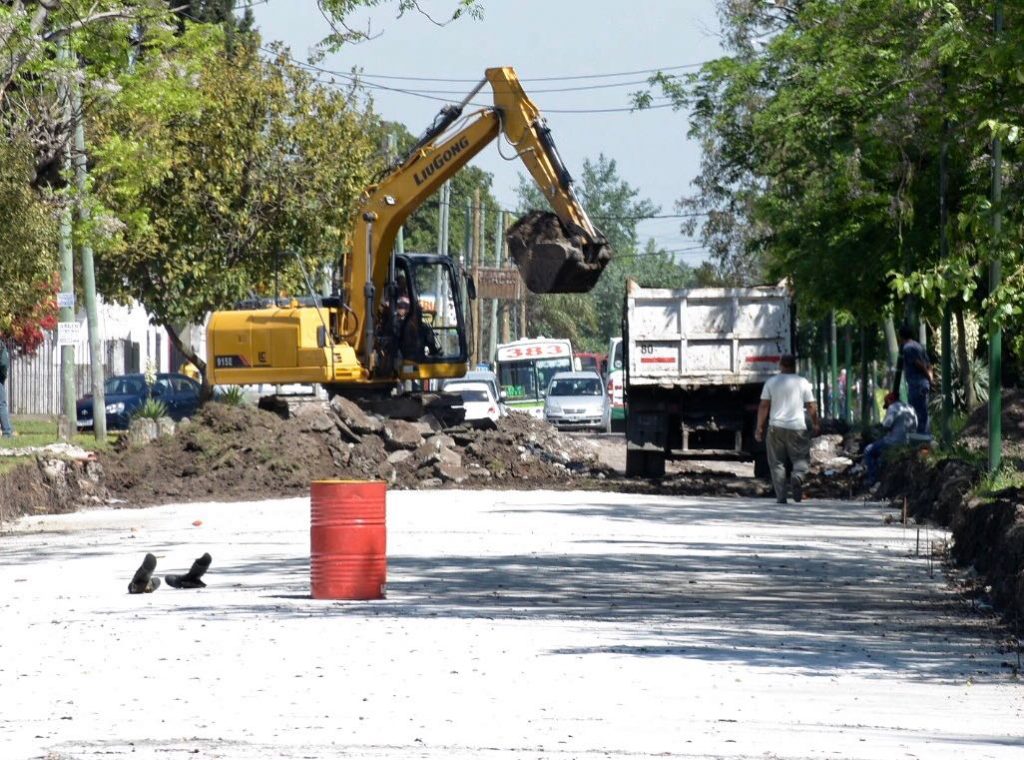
(860, 327), (870, 425)
(939, 65), (953, 446)
(829, 311), (838, 420)
(844, 325), (852, 425)
(989, 0), (1004, 472)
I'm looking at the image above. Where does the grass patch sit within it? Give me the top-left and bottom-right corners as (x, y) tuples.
(0, 417), (116, 453)
(975, 463), (1024, 499)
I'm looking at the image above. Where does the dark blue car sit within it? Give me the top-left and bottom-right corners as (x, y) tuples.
(76, 373), (202, 431)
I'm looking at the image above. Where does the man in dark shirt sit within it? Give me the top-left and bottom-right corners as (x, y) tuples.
(894, 324), (933, 434)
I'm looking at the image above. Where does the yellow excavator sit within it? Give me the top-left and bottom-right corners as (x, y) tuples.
(206, 67), (610, 398)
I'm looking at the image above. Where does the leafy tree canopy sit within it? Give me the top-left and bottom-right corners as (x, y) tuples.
(88, 25), (379, 368)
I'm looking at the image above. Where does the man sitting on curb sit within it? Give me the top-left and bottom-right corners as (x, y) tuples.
(755, 354), (820, 504)
(864, 392), (918, 492)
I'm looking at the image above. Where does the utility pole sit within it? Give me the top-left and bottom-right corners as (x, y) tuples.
(501, 213), (511, 344)
(387, 134), (404, 256)
(489, 210), (504, 364)
(463, 199), (473, 360)
(989, 0), (1004, 472)
(56, 44), (77, 440)
(71, 62), (105, 440)
(471, 191), (482, 367)
(437, 181), (451, 257)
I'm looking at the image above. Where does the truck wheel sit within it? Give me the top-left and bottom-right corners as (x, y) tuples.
(645, 452), (666, 478)
(626, 450), (665, 478)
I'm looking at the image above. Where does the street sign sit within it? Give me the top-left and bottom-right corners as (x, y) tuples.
(57, 292), (76, 309)
(475, 266), (521, 300)
(57, 321), (84, 346)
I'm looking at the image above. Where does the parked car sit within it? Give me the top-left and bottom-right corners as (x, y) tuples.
(441, 381), (501, 426)
(444, 369), (506, 415)
(76, 372), (202, 430)
(543, 371), (608, 431)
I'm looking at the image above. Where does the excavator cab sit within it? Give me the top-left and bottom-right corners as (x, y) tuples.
(377, 253), (471, 383)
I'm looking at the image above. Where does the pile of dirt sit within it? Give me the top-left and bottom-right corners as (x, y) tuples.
(951, 487), (1024, 622)
(1, 398), (611, 517)
(960, 388), (1024, 465)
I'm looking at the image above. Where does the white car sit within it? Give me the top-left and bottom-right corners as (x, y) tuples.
(442, 381), (501, 425)
(543, 371), (608, 431)
(444, 370), (506, 416)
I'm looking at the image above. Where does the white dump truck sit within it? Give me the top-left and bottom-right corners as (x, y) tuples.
(623, 280), (794, 477)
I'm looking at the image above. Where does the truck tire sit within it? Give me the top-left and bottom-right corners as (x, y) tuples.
(645, 452), (666, 478)
(626, 450), (666, 478)
(625, 449), (644, 477)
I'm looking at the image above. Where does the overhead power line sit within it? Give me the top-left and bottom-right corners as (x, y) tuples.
(264, 49), (682, 113)
(338, 62), (708, 85)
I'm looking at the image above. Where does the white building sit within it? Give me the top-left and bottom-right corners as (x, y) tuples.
(6, 300), (204, 417)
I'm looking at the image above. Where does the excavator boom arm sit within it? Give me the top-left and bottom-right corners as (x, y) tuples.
(349, 66), (610, 357)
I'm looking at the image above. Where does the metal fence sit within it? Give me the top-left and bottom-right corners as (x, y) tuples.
(6, 336), (141, 417)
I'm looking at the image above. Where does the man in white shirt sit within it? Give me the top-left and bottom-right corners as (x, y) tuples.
(754, 355), (820, 503)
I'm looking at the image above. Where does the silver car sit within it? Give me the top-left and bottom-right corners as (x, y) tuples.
(543, 371), (607, 431)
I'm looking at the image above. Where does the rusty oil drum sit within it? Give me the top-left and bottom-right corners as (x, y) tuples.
(310, 480), (386, 600)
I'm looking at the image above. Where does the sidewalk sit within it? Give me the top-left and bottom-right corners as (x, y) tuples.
(1, 490), (1020, 759)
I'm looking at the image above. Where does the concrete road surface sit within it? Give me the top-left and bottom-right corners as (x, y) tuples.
(1, 490), (1021, 759)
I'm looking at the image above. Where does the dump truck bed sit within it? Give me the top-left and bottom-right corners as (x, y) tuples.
(625, 281), (792, 387)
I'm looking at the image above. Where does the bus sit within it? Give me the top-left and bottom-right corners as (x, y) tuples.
(606, 337), (625, 432)
(495, 337), (574, 417)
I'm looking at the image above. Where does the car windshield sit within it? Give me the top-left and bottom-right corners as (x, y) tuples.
(549, 378), (602, 397)
(453, 389), (488, 403)
(104, 377), (146, 395)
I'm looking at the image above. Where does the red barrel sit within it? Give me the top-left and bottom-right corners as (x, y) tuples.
(310, 480), (387, 600)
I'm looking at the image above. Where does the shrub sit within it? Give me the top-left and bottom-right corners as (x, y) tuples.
(216, 386), (248, 407)
(133, 398), (168, 421)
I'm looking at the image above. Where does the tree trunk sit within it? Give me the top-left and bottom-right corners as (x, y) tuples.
(165, 323), (214, 401)
(883, 315), (898, 386)
(955, 306), (974, 411)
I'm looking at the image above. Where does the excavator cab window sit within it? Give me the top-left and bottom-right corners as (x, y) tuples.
(395, 254), (467, 365)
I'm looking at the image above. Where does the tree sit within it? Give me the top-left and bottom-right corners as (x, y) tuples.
(314, 0), (482, 47)
(88, 25), (379, 376)
(642, 2), (1024, 351)
(0, 135), (59, 352)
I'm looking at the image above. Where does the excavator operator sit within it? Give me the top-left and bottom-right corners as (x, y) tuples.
(379, 269), (442, 372)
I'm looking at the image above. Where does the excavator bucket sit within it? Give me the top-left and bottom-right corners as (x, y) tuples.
(506, 211), (612, 294)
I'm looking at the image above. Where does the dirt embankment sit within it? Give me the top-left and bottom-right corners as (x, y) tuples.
(872, 389), (1024, 633)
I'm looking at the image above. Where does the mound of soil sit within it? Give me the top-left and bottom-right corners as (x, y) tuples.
(960, 388), (1024, 465)
(0, 399), (613, 517)
(102, 403), (339, 506)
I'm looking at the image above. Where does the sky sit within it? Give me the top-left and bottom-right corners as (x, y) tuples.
(247, 0), (725, 261)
